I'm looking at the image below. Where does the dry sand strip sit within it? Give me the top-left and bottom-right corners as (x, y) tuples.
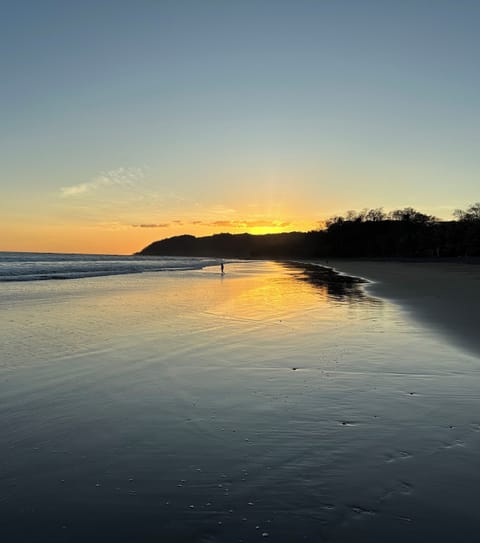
(325, 260), (480, 358)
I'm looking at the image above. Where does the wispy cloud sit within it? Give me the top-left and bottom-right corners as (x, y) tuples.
(207, 205), (237, 215)
(61, 167), (145, 197)
(131, 223), (170, 228)
(191, 219), (293, 229)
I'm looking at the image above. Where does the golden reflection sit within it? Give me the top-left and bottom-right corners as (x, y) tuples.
(204, 260), (378, 327)
(281, 262), (376, 304)
(22, 260), (380, 345)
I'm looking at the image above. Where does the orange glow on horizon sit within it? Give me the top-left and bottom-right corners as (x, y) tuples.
(247, 225), (296, 235)
(1, 215), (321, 255)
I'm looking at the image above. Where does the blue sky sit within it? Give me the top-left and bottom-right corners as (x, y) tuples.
(1, 0), (479, 253)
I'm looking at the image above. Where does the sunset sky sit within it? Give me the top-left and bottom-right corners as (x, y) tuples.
(2, 0), (479, 254)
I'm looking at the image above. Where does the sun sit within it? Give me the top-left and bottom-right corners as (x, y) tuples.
(247, 224), (292, 235)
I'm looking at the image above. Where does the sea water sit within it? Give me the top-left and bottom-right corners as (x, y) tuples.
(1, 257), (479, 542)
(0, 251), (220, 282)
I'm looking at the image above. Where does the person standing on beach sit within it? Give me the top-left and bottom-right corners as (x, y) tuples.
(220, 261), (225, 274)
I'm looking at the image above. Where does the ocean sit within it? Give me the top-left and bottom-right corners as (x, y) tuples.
(1, 255), (479, 542)
(0, 251), (220, 282)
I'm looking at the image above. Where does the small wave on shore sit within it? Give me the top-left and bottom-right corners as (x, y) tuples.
(0, 252), (220, 282)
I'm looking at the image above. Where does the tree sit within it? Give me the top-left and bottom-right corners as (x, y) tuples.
(389, 207), (435, 224)
(365, 207), (386, 221)
(454, 202), (480, 222)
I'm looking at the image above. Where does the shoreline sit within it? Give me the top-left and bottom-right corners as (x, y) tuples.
(300, 258), (480, 358)
(3, 258), (480, 541)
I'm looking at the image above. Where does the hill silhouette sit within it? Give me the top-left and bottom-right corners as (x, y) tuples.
(138, 204), (480, 259)
(139, 232), (309, 258)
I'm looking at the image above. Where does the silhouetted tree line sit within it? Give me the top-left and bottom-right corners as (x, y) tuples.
(138, 203), (480, 259)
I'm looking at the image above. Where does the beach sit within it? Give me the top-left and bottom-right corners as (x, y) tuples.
(326, 259), (480, 358)
(1, 258), (480, 542)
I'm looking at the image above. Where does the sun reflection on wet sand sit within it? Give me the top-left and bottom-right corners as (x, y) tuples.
(280, 260), (380, 304)
(1, 260), (479, 542)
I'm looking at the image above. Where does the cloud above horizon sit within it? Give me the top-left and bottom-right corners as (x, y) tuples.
(131, 223), (170, 228)
(61, 167), (145, 197)
(191, 219), (293, 229)
(128, 218), (294, 232)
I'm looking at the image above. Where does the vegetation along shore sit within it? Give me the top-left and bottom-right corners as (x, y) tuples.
(138, 203), (480, 259)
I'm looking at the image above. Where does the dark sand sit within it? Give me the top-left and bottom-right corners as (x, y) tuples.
(326, 259), (480, 357)
(1, 261), (480, 542)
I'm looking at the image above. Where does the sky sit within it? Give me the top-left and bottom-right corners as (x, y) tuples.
(1, 0), (479, 254)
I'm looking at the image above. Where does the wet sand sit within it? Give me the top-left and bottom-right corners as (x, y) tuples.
(325, 259), (480, 357)
(1, 260), (480, 542)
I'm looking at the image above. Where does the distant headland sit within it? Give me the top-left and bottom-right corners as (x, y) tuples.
(137, 204), (480, 259)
